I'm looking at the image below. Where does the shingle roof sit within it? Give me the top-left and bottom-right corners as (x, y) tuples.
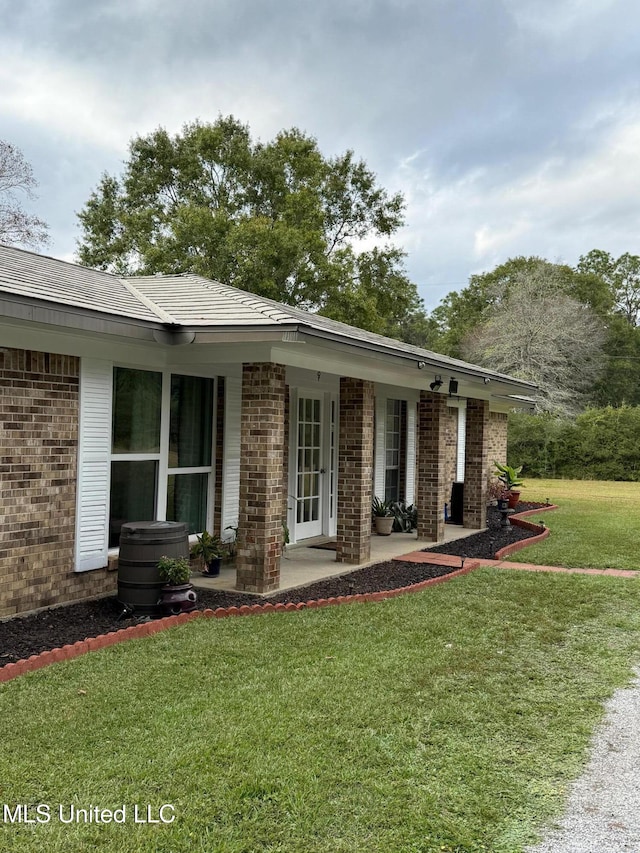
(0, 244), (162, 322)
(0, 245), (536, 390)
(129, 273), (530, 385)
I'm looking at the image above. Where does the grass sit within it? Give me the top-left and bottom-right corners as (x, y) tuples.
(510, 478), (640, 570)
(3, 568), (640, 852)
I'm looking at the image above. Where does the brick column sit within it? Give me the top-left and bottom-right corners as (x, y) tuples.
(463, 398), (490, 529)
(336, 377), (374, 564)
(236, 363), (286, 592)
(416, 391), (448, 542)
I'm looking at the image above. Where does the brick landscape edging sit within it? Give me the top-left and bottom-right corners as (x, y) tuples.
(0, 560), (481, 685)
(494, 504), (558, 560)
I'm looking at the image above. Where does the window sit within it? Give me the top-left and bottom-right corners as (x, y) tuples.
(384, 399), (407, 503)
(109, 367), (214, 547)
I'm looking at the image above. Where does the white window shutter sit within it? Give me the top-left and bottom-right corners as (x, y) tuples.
(456, 404), (467, 482)
(221, 377), (241, 538)
(374, 395), (386, 499)
(75, 359), (113, 571)
(405, 401), (417, 505)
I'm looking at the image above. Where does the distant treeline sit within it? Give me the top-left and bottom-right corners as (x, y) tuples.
(508, 407), (640, 481)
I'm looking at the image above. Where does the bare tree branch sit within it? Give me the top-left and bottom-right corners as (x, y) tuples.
(0, 140), (50, 248)
(462, 263), (606, 416)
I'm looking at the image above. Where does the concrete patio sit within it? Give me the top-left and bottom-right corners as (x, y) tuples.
(191, 523), (482, 596)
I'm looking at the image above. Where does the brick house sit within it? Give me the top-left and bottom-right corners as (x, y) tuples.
(0, 245), (534, 616)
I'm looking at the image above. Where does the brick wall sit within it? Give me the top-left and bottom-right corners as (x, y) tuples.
(0, 348), (115, 618)
(488, 411), (508, 467)
(336, 377), (374, 564)
(463, 398), (489, 529)
(236, 363), (286, 592)
(443, 406), (458, 511)
(416, 391), (448, 541)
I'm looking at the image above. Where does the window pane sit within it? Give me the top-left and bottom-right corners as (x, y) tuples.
(112, 368), (162, 453)
(169, 375), (213, 468)
(166, 473), (208, 534)
(109, 460), (158, 547)
(385, 468), (400, 503)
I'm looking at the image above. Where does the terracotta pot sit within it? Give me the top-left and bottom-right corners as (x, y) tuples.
(507, 490), (520, 509)
(374, 516), (394, 536)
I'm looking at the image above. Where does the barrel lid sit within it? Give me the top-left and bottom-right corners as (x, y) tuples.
(121, 521), (188, 534)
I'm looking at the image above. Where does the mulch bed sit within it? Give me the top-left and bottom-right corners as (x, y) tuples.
(0, 502), (547, 668)
(425, 502), (548, 560)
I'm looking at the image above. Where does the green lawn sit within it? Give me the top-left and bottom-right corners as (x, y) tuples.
(510, 478), (640, 570)
(3, 569), (640, 852)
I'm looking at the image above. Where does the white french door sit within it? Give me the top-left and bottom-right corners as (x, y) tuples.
(294, 394), (324, 539)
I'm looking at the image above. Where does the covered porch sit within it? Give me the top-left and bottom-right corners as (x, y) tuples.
(193, 524), (482, 596)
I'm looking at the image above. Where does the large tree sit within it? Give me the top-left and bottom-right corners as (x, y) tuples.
(461, 262), (606, 416)
(429, 256), (612, 358)
(0, 140), (49, 248)
(77, 116), (430, 340)
(577, 249), (640, 326)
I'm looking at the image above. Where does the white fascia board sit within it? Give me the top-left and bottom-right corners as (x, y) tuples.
(296, 327), (537, 393)
(0, 317), (171, 366)
(0, 294), (162, 340)
(270, 343), (500, 401)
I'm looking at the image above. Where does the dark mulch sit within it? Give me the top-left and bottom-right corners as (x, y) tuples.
(0, 502), (548, 668)
(250, 560), (464, 606)
(426, 502), (548, 560)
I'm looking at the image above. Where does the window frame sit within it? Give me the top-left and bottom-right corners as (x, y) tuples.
(109, 366), (216, 550)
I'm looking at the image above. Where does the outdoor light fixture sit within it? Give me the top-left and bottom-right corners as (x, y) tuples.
(417, 361), (426, 369)
(448, 378), (458, 395)
(483, 377), (491, 385)
(429, 375), (443, 391)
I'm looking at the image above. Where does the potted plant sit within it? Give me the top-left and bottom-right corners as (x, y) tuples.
(372, 497), (394, 535)
(493, 462), (525, 509)
(157, 555), (197, 614)
(190, 531), (227, 577)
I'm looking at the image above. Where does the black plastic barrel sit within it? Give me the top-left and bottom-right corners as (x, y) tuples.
(118, 521), (189, 613)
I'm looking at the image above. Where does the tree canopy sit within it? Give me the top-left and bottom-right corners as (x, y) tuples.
(429, 255), (612, 358)
(0, 140), (49, 248)
(460, 261), (606, 416)
(77, 116), (430, 341)
(577, 249), (640, 327)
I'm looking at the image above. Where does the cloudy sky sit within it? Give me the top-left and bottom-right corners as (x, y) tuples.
(2, 0), (640, 310)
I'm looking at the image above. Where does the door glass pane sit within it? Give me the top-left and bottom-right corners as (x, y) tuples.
(169, 375), (213, 468)
(166, 473), (208, 534)
(109, 460), (158, 547)
(112, 368), (162, 453)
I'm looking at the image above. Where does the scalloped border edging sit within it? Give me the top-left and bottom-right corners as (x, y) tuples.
(494, 504), (559, 560)
(0, 560), (481, 684)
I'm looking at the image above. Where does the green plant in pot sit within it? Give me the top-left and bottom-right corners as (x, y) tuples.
(156, 555), (197, 614)
(372, 496), (394, 535)
(493, 462), (525, 509)
(190, 531), (226, 577)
